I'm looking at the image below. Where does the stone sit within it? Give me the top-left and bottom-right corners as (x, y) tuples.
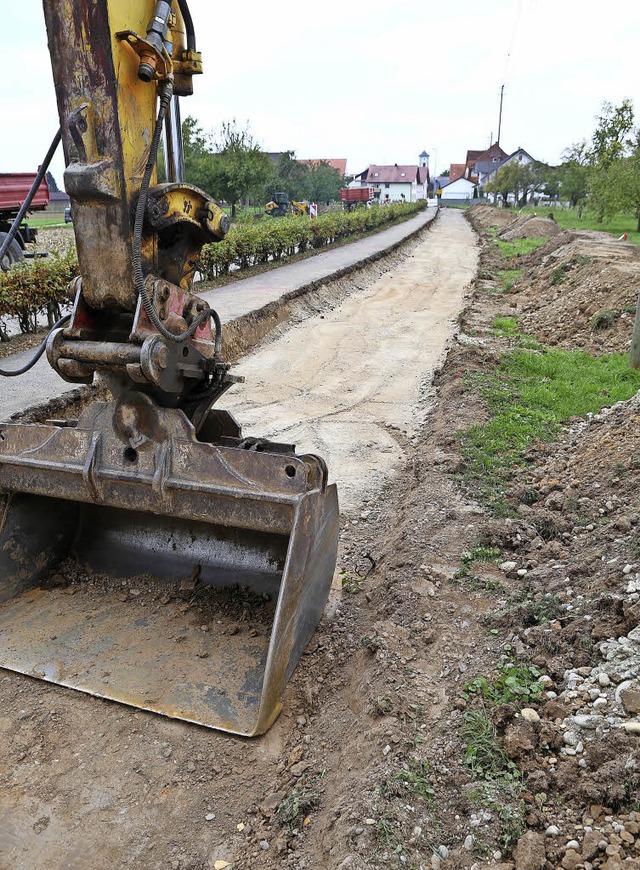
(620, 686), (640, 714)
(464, 835), (474, 850)
(581, 829), (602, 860)
(561, 850), (581, 870)
(520, 707), (541, 723)
(545, 826), (560, 837)
(514, 830), (546, 870)
(619, 721), (640, 734)
(504, 721), (536, 758)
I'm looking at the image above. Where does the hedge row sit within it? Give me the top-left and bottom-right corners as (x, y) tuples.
(0, 201), (427, 337)
(0, 251), (78, 339)
(199, 200), (427, 279)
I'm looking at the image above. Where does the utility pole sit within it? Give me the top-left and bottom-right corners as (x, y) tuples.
(491, 85), (505, 205)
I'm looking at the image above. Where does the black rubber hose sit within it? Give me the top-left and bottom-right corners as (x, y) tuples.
(0, 129), (62, 265)
(177, 0), (196, 51)
(0, 313), (71, 377)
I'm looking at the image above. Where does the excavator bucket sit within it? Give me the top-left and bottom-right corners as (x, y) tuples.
(0, 398), (339, 736)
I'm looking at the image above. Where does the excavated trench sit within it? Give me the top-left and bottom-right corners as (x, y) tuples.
(0, 208), (479, 869)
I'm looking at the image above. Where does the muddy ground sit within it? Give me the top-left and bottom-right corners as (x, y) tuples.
(2, 205), (640, 870)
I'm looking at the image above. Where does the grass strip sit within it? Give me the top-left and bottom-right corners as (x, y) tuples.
(459, 329), (640, 509)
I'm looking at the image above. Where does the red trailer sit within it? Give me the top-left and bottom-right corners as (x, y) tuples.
(0, 172), (50, 267)
(340, 187), (374, 210)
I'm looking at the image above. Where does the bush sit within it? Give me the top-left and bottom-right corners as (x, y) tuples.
(199, 200), (426, 279)
(0, 251), (78, 338)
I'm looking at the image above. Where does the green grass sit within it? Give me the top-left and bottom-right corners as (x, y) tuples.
(27, 215), (72, 228)
(462, 710), (520, 782)
(520, 205), (640, 246)
(494, 236), (549, 260)
(496, 268), (522, 292)
(459, 340), (640, 506)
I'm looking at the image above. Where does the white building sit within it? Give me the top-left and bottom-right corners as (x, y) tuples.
(439, 177), (476, 203)
(351, 152), (430, 202)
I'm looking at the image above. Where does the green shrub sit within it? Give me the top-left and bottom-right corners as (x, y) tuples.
(0, 250), (78, 337)
(199, 201), (426, 278)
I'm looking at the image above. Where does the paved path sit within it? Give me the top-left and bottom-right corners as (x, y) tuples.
(0, 205), (437, 420)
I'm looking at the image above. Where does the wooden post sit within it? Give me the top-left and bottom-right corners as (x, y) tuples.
(629, 292), (640, 368)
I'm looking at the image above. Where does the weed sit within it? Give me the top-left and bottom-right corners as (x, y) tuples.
(375, 814), (398, 846)
(383, 758), (435, 804)
(457, 546), (502, 577)
(551, 267), (566, 285)
(496, 799), (527, 852)
(463, 656), (543, 705)
(340, 570), (364, 594)
(462, 710), (520, 781)
(590, 309), (617, 331)
(528, 593), (563, 625)
(276, 775), (323, 829)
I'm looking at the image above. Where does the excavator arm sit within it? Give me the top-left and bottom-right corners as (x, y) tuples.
(0, 0), (339, 737)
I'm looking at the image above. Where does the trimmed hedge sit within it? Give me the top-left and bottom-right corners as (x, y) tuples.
(0, 201), (427, 338)
(199, 200), (427, 279)
(0, 251), (78, 339)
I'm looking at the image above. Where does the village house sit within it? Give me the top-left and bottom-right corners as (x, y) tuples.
(351, 151), (430, 202)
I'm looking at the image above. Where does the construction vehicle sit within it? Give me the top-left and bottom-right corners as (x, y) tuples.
(0, 0), (339, 737)
(265, 192), (311, 217)
(0, 172), (50, 267)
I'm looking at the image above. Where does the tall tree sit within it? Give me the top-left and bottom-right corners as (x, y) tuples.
(308, 161), (342, 203)
(559, 142), (589, 215)
(270, 152), (312, 202)
(209, 120), (273, 217)
(587, 99), (638, 220)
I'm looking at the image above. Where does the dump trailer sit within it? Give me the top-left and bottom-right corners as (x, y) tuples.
(0, 172), (50, 267)
(0, 0), (339, 737)
(340, 187), (374, 210)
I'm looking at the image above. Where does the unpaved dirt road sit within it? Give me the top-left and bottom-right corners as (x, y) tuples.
(224, 209), (478, 513)
(0, 209), (478, 870)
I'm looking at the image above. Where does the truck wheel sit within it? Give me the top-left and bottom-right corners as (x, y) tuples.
(0, 233), (23, 270)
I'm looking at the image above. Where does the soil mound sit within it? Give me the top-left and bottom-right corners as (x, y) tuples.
(467, 203), (518, 230)
(499, 214), (561, 240)
(513, 232), (640, 353)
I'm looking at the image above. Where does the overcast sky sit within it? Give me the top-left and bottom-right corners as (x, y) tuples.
(3, 0), (640, 187)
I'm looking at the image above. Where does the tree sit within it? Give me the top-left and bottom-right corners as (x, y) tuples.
(485, 161), (531, 206)
(181, 117), (273, 217)
(308, 161), (342, 203)
(558, 142), (589, 215)
(587, 99), (638, 220)
(270, 152), (312, 202)
(613, 152), (640, 232)
(181, 116), (217, 193)
(209, 120), (273, 217)
(45, 171), (59, 193)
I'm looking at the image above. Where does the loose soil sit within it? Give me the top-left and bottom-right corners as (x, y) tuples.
(2, 204), (640, 870)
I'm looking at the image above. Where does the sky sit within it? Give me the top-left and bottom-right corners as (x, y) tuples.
(2, 0), (640, 187)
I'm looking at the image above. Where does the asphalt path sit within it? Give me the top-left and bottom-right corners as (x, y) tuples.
(0, 205), (437, 420)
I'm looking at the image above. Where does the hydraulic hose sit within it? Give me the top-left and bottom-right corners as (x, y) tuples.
(0, 129), (62, 265)
(0, 313), (70, 377)
(177, 0), (196, 51)
(132, 80), (220, 349)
